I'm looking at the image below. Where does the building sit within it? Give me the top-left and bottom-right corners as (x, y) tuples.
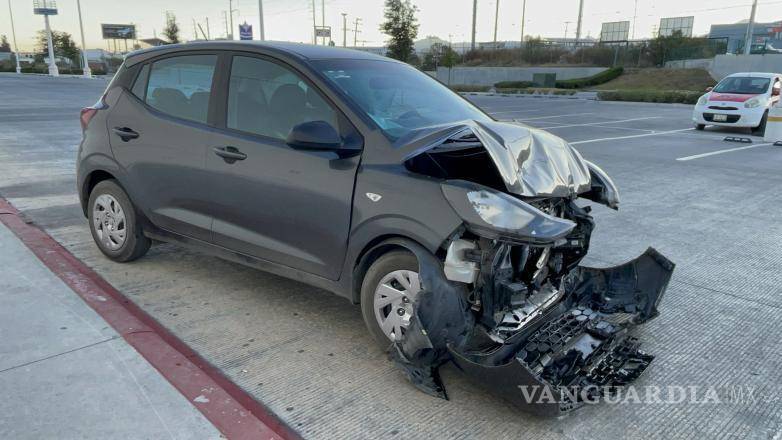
(709, 20), (782, 53)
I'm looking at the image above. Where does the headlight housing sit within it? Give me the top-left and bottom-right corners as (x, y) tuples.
(697, 95), (708, 106)
(744, 97), (763, 108)
(441, 180), (576, 245)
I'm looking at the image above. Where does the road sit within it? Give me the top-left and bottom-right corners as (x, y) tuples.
(1, 74), (781, 439)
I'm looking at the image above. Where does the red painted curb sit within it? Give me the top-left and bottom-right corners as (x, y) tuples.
(0, 198), (301, 440)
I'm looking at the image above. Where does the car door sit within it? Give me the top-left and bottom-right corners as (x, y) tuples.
(206, 54), (362, 280)
(107, 53), (219, 242)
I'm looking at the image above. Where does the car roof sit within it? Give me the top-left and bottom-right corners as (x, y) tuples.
(725, 72), (781, 79)
(125, 40), (396, 67)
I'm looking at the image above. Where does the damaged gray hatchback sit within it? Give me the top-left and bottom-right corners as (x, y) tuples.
(77, 41), (674, 415)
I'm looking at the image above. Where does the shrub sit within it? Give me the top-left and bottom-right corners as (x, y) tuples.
(597, 89), (701, 104)
(494, 80), (534, 89)
(555, 67), (624, 89)
(450, 84), (490, 93)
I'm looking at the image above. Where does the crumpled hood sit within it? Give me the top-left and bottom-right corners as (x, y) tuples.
(401, 120), (592, 198)
(471, 120), (591, 198)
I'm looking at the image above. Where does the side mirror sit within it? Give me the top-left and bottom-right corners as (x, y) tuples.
(705, 87), (713, 92)
(286, 120), (342, 151)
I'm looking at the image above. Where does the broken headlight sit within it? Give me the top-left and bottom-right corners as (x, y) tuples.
(441, 180), (575, 245)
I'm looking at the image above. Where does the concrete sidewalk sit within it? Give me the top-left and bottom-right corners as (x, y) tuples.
(0, 220), (222, 440)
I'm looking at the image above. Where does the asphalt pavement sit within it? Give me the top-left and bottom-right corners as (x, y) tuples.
(1, 73), (781, 439)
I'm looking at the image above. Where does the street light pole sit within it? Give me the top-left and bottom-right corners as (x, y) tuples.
(76, 0), (91, 76)
(520, 0), (526, 47)
(493, 0), (500, 48)
(744, 0), (758, 55)
(321, 0), (325, 45)
(44, 14), (58, 76)
(7, 0), (21, 74)
(575, 0), (584, 44)
(471, 0), (477, 51)
(228, 0), (234, 39)
(342, 13), (348, 47)
(258, 0), (265, 40)
(312, 0), (317, 44)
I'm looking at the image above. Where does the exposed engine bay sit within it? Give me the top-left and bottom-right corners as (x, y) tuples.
(389, 120), (674, 415)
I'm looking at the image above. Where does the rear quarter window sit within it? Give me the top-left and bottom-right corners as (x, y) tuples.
(144, 55), (217, 124)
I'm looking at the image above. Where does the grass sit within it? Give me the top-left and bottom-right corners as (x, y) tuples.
(593, 68), (715, 92)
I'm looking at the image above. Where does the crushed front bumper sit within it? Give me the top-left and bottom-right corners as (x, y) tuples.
(390, 246), (674, 416)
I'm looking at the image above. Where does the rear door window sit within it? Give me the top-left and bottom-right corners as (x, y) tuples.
(226, 55), (338, 140)
(145, 55), (217, 123)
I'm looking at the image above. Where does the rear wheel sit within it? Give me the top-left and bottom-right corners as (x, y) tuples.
(752, 111), (768, 136)
(88, 180), (150, 262)
(695, 124), (706, 131)
(360, 251), (422, 349)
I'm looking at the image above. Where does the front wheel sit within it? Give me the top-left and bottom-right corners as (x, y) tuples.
(752, 111), (768, 136)
(695, 124), (706, 131)
(360, 251), (422, 349)
(88, 179), (150, 262)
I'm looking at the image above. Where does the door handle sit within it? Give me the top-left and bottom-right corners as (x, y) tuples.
(213, 146), (247, 163)
(112, 126), (139, 142)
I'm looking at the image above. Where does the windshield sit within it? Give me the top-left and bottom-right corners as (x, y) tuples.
(313, 59), (491, 140)
(713, 76), (770, 94)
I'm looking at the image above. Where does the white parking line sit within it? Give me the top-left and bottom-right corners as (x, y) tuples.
(570, 128), (695, 145)
(516, 112), (597, 121)
(541, 117), (661, 130)
(485, 108), (540, 115)
(675, 143), (775, 161)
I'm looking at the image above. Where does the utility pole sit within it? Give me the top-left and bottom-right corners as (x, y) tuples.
(222, 11), (229, 39)
(471, 0), (477, 51)
(193, 18), (199, 40)
(206, 17), (211, 40)
(228, 0), (235, 39)
(341, 13), (348, 47)
(564, 21), (571, 41)
(353, 18), (362, 47)
(7, 0), (21, 74)
(75, 0), (91, 76)
(493, 0), (500, 48)
(258, 0), (265, 40)
(631, 0), (638, 40)
(575, 0), (584, 44)
(321, 0), (326, 45)
(520, 0), (526, 47)
(744, 0), (758, 55)
(311, 0), (317, 44)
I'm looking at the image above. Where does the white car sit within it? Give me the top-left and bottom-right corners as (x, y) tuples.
(692, 72), (781, 135)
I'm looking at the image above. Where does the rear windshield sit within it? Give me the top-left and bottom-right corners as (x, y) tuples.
(313, 59), (490, 140)
(713, 77), (770, 94)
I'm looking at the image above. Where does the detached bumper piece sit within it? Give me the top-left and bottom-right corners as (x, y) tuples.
(391, 248), (674, 416)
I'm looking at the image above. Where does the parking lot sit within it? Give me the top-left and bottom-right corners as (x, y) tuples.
(1, 73), (781, 439)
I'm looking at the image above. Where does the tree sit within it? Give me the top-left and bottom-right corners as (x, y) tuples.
(35, 30), (80, 62)
(421, 42), (458, 71)
(380, 0), (419, 63)
(163, 14), (180, 44)
(0, 35), (11, 53)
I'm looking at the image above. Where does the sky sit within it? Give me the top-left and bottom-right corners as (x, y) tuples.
(1, 0), (781, 52)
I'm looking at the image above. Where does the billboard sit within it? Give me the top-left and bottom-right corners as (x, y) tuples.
(239, 23), (253, 40)
(659, 16), (694, 38)
(315, 27), (331, 38)
(101, 24), (137, 40)
(600, 21), (630, 42)
(33, 0), (57, 15)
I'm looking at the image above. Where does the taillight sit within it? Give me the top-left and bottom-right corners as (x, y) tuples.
(80, 107), (97, 131)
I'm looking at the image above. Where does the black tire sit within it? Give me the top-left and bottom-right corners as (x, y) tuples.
(360, 250), (419, 350)
(87, 179), (150, 262)
(695, 124), (706, 131)
(752, 111), (768, 136)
